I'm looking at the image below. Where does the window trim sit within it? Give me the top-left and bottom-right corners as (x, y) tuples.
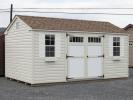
(45, 34), (55, 58)
(113, 37), (120, 56)
(69, 36), (84, 43)
(88, 37), (101, 43)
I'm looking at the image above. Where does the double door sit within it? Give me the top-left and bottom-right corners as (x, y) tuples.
(67, 35), (103, 79)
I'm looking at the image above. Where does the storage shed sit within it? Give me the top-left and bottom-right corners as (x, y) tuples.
(5, 15), (129, 84)
(0, 28), (5, 76)
(124, 24), (133, 67)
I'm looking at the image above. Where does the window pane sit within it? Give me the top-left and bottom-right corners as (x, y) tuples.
(45, 35), (50, 39)
(113, 47), (120, 56)
(50, 46), (55, 51)
(117, 42), (120, 46)
(51, 40), (55, 45)
(96, 38), (98, 42)
(45, 51), (49, 57)
(117, 37), (120, 41)
(88, 37), (91, 42)
(45, 40), (50, 45)
(51, 35), (55, 40)
(70, 37), (73, 42)
(91, 37), (93, 42)
(73, 37), (76, 42)
(50, 52), (55, 57)
(80, 37), (83, 42)
(113, 37), (117, 42)
(46, 46), (50, 51)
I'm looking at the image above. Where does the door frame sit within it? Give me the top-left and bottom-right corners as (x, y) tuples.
(66, 33), (104, 80)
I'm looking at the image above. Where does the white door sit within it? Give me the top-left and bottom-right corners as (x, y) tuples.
(67, 35), (103, 79)
(87, 45), (103, 77)
(68, 46), (85, 78)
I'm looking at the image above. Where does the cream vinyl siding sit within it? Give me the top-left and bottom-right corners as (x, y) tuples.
(32, 31), (67, 84)
(104, 35), (129, 78)
(5, 18), (33, 83)
(125, 28), (133, 67)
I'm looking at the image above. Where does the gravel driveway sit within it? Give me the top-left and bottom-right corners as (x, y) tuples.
(0, 69), (133, 100)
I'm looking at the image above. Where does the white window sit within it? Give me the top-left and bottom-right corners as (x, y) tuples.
(45, 35), (55, 57)
(88, 37), (101, 43)
(69, 36), (83, 43)
(16, 22), (20, 29)
(113, 37), (120, 56)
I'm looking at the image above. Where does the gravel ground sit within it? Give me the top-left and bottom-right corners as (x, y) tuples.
(0, 69), (133, 100)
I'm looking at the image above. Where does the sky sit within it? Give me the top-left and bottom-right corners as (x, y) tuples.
(0, 0), (133, 28)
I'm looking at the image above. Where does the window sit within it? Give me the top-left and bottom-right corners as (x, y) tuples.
(16, 22), (20, 29)
(45, 35), (55, 57)
(88, 37), (101, 43)
(69, 36), (83, 43)
(113, 37), (120, 56)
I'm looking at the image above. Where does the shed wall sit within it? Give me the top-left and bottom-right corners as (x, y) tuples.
(125, 28), (133, 67)
(104, 34), (129, 78)
(32, 31), (128, 84)
(32, 31), (67, 84)
(5, 18), (33, 83)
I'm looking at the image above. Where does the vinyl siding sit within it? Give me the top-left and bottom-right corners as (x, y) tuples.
(5, 18), (33, 83)
(32, 31), (67, 84)
(125, 28), (133, 67)
(104, 34), (129, 78)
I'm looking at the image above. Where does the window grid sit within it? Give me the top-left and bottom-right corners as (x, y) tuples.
(88, 37), (101, 43)
(45, 35), (55, 57)
(113, 37), (120, 56)
(69, 36), (83, 43)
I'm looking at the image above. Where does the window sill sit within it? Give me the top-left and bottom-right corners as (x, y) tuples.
(112, 57), (121, 61)
(45, 57), (56, 62)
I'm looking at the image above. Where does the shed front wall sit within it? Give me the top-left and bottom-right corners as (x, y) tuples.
(32, 31), (67, 84)
(32, 31), (128, 84)
(5, 18), (33, 83)
(104, 34), (129, 78)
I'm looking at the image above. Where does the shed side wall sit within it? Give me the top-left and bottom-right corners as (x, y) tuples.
(5, 18), (33, 83)
(125, 28), (133, 67)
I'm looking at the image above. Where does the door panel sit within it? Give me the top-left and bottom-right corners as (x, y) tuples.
(68, 58), (85, 78)
(88, 46), (102, 56)
(67, 45), (85, 78)
(87, 58), (103, 77)
(87, 46), (103, 77)
(68, 46), (84, 57)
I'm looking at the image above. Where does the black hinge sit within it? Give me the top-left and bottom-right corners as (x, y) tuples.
(66, 33), (69, 37)
(98, 55), (104, 58)
(66, 55), (74, 58)
(66, 76), (72, 80)
(99, 35), (104, 38)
